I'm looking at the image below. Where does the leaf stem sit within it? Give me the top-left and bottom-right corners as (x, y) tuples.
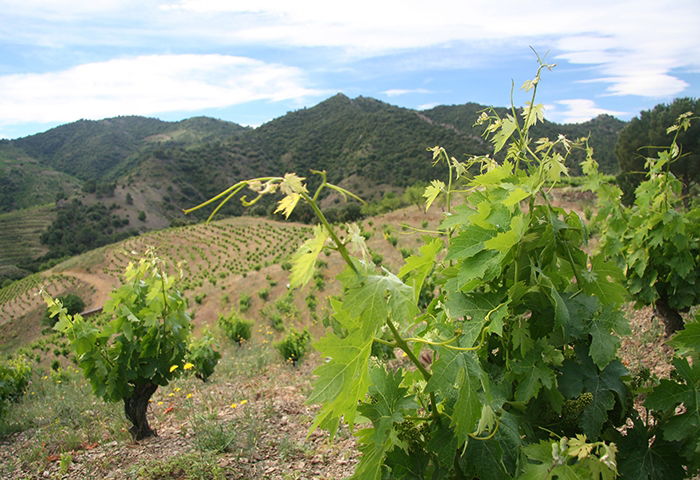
(301, 191), (358, 275)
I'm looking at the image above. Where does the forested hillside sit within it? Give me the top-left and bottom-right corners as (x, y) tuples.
(0, 94), (628, 284)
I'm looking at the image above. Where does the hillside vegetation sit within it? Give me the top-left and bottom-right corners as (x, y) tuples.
(0, 95), (627, 284)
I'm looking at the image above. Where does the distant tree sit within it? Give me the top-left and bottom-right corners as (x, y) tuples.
(125, 192), (134, 205)
(138, 210), (146, 222)
(615, 98), (699, 203)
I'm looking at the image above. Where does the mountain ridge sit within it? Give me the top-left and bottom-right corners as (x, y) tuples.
(0, 94), (626, 283)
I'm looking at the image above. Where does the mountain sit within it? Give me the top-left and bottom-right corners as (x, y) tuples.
(0, 95), (628, 283)
(249, 94), (491, 189)
(11, 116), (248, 182)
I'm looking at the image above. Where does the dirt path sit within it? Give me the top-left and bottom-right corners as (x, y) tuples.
(59, 270), (119, 310)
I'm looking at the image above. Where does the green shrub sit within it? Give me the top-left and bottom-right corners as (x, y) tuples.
(218, 311), (252, 345)
(194, 293), (206, 304)
(268, 313), (284, 332)
(0, 356), (32, 417)
(238, 294), (252, 313)
(276, 328), (311, 366)
(186, 331), (221, 381)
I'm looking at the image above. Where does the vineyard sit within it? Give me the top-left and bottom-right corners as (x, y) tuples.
(0, 68), (697, 478)
(0, 203), (55, 280)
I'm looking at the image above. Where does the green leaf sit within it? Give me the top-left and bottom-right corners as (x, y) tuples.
(452, 249), (501, 292)
(509, 342), (560, 403)
(484, 215), (527, 254)
(588, 308), (630, 370)
(580, 255), (627, 306)
(559, 346), (628, 439)
(491, 117), (518, 153)
(445, 225), (494, 261)
(426, 348), (484, 442)
(670, 321), (700, 356)
(352, 366), (418, 480)
(616, 416), (687, 480)
(344, 271), (417, 330)
(399, 238), (442, 303)
(473, 163), (514, 186)
(503, 187), (530, 207)
(274, 192), (301, 219)
(308, 328), (374, 437)
(289, 225), (329, 288)
(423, 180), (445, 211)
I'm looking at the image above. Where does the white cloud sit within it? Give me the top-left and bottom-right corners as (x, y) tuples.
(417, 103), (439, 110)
(382, 88), (432, 97)
(0, 54), (321, 124)
(159, 0), (700, 97)
(546, 99), (626, 124)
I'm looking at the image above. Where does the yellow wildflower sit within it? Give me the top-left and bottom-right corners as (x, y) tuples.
(240, 399), (248, 406)
(174, 387), (181, 392)
(230, 403), (238, 409)
(183, 362), (194, 370)
(169, 365), (179, 372)
(186, 393), (193, 399)
(157, 401), (164, 406)
(168, 393), (174, 397)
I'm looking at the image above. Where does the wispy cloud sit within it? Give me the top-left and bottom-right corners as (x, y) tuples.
(546, 99), (626, 124)
(159, 0), (700, 97)
(0, 54), (321, 124)
(0, 0), (697, 136)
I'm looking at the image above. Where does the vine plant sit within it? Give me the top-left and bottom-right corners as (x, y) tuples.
(584, 112), (700, 335)
(45, 253), (220, 440)
(188, 61), (698, 479)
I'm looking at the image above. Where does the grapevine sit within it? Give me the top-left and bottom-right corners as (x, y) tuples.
(189, 58), (698, 479)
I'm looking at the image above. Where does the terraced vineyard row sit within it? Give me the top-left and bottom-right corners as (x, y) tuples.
(0, 273), (95, 326)
(0, 204), (55, 276)
(99, 216), (312, 290)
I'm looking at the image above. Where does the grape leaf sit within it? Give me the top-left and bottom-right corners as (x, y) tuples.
(289, 225), (329, 288)
(423, 180), (445, 211)
(559, 346), (628, 439)
(445, 225), (494, 261)
(308, 328), (374, 437)
(399, 238), (442, 303)
(426, 348), (484, 443)
(588, 307), (630, 370)
(616, 416), (687, 480)
(484, 215), (527, 254)
(669, 320), (700, 356)
(645, 357), (700, 457)
(580, 255), (627, 306)
(344, 271), (417, 330)
(353, 366), (418, 480)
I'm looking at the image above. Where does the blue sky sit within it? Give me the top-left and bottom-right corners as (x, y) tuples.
(0, 0), (698, 139)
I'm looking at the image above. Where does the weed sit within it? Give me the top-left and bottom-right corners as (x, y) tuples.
(133, 452), (224, 480)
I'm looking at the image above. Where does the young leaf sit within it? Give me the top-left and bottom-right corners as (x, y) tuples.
(289, 225), (329, 288)
(423, 180), (445, 211)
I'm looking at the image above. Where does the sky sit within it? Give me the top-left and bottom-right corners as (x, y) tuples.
(0, 0), (698, 139)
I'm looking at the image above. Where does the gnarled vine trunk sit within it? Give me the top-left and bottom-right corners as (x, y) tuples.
(655, 296), (684, 336)
(124, 382), (158, 440)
